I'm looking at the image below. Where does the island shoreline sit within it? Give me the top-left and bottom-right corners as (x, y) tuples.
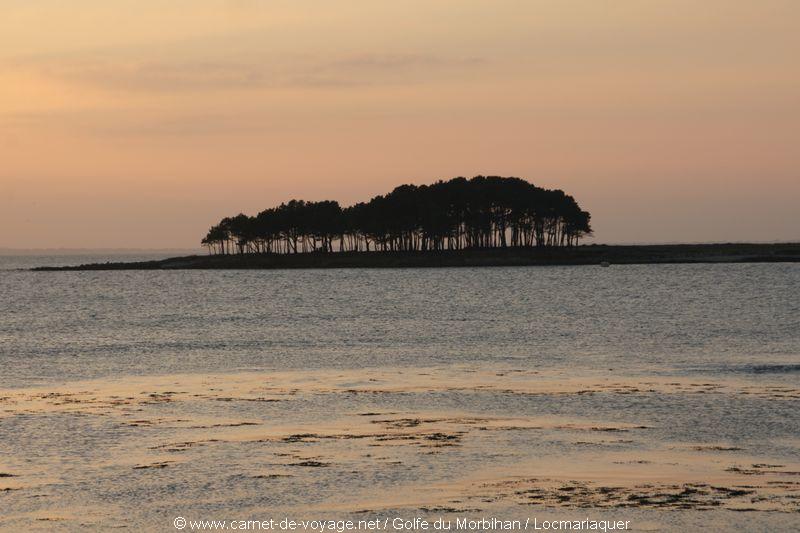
(31, 243), (800, 270)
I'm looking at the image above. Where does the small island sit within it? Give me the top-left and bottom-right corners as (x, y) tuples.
(32, 176), (799, 270)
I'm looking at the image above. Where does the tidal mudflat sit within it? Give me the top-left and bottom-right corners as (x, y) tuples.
(2, 367), (799, 530)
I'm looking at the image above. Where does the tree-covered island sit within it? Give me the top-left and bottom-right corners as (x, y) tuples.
(202, 176), (592, 255)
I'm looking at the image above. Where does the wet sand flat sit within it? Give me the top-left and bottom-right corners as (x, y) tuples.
(1, 366), (799, 531)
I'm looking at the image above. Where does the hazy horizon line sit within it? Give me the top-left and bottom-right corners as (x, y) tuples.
(2, 239), (799, 255)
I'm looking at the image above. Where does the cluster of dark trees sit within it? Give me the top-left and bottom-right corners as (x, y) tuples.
(202, 176), (592, 254)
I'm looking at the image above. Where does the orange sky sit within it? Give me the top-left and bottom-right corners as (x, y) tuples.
(1, 0), (798, 248)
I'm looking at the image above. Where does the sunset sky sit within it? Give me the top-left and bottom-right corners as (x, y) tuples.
(2, 1), (798, 248)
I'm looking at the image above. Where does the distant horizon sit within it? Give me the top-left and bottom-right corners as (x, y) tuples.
(3, 238), (800, 255)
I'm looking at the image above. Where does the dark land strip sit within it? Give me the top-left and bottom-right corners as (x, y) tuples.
(31, 243), (800, 270)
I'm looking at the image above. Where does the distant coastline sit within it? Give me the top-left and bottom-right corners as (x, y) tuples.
(31, 243), (800, 270)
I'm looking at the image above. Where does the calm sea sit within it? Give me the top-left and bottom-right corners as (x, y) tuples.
(1, 254), (798, 388)
(1, 254), (799, 530)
